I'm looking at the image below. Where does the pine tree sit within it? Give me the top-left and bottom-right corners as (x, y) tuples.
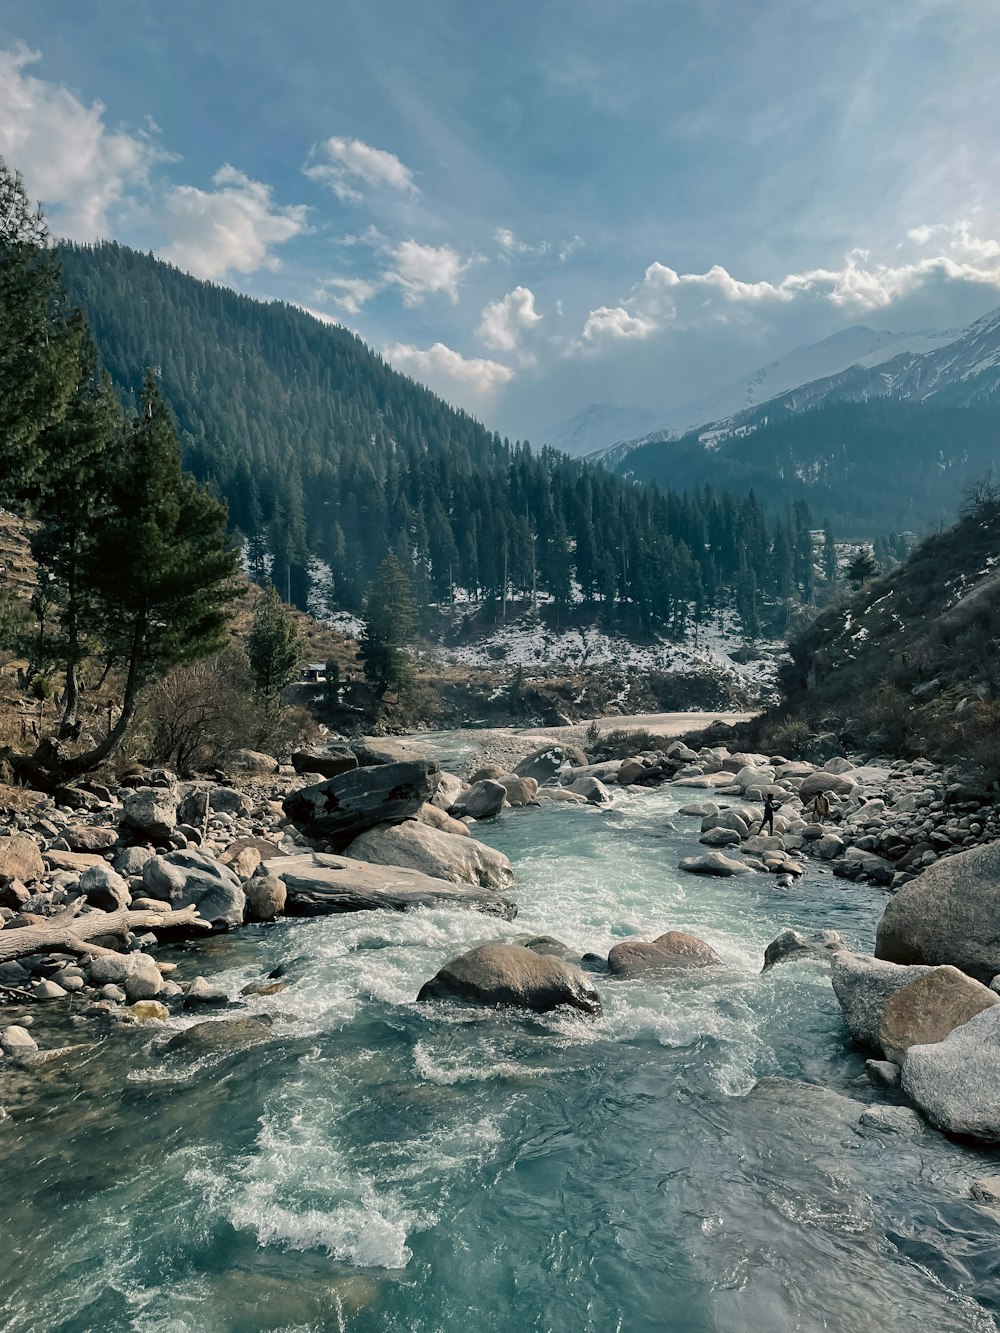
(822, 521), (838, 586)
(847, 548), (880, 590)
(0, 159), (86, 496)
(359, 554), (416, 702)
(247, 583), (303, 710)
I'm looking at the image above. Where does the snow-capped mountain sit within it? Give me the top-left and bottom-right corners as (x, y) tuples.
(547, 402), (662, 458)
(595, 324), (957, 466)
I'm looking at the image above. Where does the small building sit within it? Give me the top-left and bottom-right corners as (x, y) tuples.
(300, 662), (328, 684)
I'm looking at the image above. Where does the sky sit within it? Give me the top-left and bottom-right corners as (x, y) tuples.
(3, 0), (1000, 443)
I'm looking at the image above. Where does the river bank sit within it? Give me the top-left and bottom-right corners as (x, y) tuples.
(2, 717), (1000, 1330)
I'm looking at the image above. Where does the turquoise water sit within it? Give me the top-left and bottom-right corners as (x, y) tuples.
(2, 782), (999, 1332)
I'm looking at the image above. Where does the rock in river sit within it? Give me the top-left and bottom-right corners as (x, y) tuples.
(607, 931), (722, 977)
(450, 779), (507, 820)
(346, 820), (514, 890)
(878, 965), (999, 1065)
(902, 1005), (1000, 1142)
(678, 852), (749, 877)
(830, 951), (934, 1048)
(761, 928), (846, 971)
(875, 841), (1000, 982)
(417, 943), (601, 1016)
(275, 853), (516, 919)
(283, 760), (441, 843)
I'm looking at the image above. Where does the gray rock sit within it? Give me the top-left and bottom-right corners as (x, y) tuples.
(79, 863), (131, 911)
(699, 827), (742, 847)
(142, 849), (245, 929)
(124, 965), (163, 1002)
(184, 975), (229, 1007)
(677, 801), (719, 817)
(345, 820), (514, 890)
(970, 1176), (1000, 1203)
(415, 803), (470, 838)
(429, 772), (465, 811)
(229, 749), (279, 776)
(878, 965), (999, 1065)
(830, 951), (935, 1047)
(0, 1025), (37, 1055)
(416, 943), (601, 1016)
(88, 952), (157, 985)
(608, 931), (722, 978)
(761, 928), (846, 971)
(497, 775), (539, 806)
(65, 826), (117, 853)
(283, 760), (441, 842)
(121, 787), (177, 840)
(99, 984), (126, 1002)
(565, 776), (613, 805)
(858, 1106), (924, 1136)
(814, 834), (846, 860)
(864, 1059), (901, 1089)
(875, 841), (1000, 981)
(113, 845), (154, 877)
(178, 785), (251, 825)
(678, 852), (749, 877)
(514, 935), (579, 961)
(902, 1005), (1000, 1141)
(276, 852), (516, 919)
(165, 1015), (276, 1055)
(30, 978), (67, 1000)
(799, 772), (857, 801)
(451, 779), (507, 820)
(291, 745), (358, 779)
(245, 872), (286, 922)
(513, 744), (588, 784)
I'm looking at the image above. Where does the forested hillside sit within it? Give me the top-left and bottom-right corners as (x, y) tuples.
(619, 397), (1000, 534)
(60, 242), (826, 635)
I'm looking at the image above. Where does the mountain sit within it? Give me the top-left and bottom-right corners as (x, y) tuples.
(613, 305), (1000, 533)
(585, 324), (955, 467)
(546, 402), (662, 458)
(56, 240), (804, 639)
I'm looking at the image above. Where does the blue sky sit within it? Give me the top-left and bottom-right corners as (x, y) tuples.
(3, 0), (1000, 440)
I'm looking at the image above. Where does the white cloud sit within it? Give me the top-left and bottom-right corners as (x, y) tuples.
(477, 286), (542, 359)
(582, 305), (657, 340)
(314, 274), (381, 315)
(496, 227), (548, 257)
(162, 164), (309, 280)
(0, 44), (165, 239)
(383, 239), (469, 305)
(383, 341), (514, 395)
(305, 136), (417, 202)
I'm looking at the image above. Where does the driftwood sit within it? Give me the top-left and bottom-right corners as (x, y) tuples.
(0, 899), (210, 965)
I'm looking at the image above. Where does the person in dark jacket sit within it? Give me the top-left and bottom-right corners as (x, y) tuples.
(757, 793), (780, 836)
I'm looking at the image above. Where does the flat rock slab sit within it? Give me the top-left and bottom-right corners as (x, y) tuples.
(283, 760), (441, 842)
(43, 849), (107, 873)
(275, 853), (516, 920)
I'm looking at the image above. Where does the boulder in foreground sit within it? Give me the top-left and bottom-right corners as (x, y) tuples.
(283, 760), (440, 843)
(608, 931), (722, 978)
(830, 951), (934, 1048)
(875, 842), (1000, 982)
(902, 1005), (1000, 1142)
(275, 852), (516, 919)
(142, 850), (245, 929)
(417, 943), (601, 1015)
(878, 965), (999, 1065)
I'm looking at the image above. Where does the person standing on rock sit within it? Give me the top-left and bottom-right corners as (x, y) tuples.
(811, 791), (830, 823)
(758, 793), (780, 836)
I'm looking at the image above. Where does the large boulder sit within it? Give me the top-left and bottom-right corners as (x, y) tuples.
(79, 863), (131, 912)
(283, 760), (441, 842)
(229, 749), (279, 776)
(566, 776), (613, 805)
(178, 785), (251, 824)
(245, 871), (286, 922)
(142, 849), (245, 929)
(0, 834), (45, 883)
(450, 779), (506, 820)
(121, 787), (177, 839)
(416, 943), (601, 1016)
(607, 931), (722, 978)
(902, 1006), (1000, 1142)
(351, 738), (433, 767)
(65, 826), (117, 853)
(345, 820), (514, 890)
(275, 852), (515, 919)
(878, 966), (999, 1065)
(830, 951), (934, 1047)
(429, 772), (465, 811)
(498, 775), (539, 807)
(798, 772), (856, 801)
(415, 803), (470, 837)
(291, 744), (358, 779)
(875, 842), (1000, 981)
(513, 744), (587, 784)
(678, 852), (749, 877)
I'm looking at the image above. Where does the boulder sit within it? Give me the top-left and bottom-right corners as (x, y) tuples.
(534, 788), (588, 805)
(429, 772), (465, 811)
(857, 1106), (924, 1136)
(497, 775), (539, 806)
(0, 835), (45, 883)
(121, 787), (177, 839)
(351, 738), (433, 767)
(178, 785), (251, 824)
(798, 772), (856, 801)
(283, 760), (441, 842)
(761, 928), (846, 971)
(450, 779), (506, 820)
(678, 852), (749, 877)
(291, 745), (358, 779)
(65, 826), (117, 853)
(275, 852), (516, 919)
(607, 931), (722, 978)
(78, 863), (131, 912)
(699, 827), (742, 847)
(970, 1176), (1000, 1203)
(902, 1006), (1000, 1142)
(0, 1024), (37, 1055)
(814, 834), (845, 860)
(677, 801), (719, 817)
(245, 872), (287, 922)
(346, 820), (514, 891)
(88, 951), (158, 986)
(875, 842), (1000, 981)
(878, 966), (999, 1065)
(221, 836), (287, 866)
(566, 777), (613, 805)
(469, 764), (506, 784)
(142, 850), (245, 929)
(165, 1015), (277, 1055)
(113, 845), (155, 876)
(830, 951), (935, 1048)
(617, 759), (649, 787)
(184, 976), (230, 1007)
(416, 943), (601, 1016)
(415, 803), (470, 837)
(43, 849), (106, 873)
(124, 964), (163, 1002)
(513, 744), (587, 784)
(229, 749), (279, 776)
(514, 935), (579, 961)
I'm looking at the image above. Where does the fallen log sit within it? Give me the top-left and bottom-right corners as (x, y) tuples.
(0, 900), (210, 965)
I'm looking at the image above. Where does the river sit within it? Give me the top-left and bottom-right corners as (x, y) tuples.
(1, 735), (998, 1332)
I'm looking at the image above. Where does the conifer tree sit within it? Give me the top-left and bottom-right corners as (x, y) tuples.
(359, 554), (416, 701)
(247, 583), (303, 711)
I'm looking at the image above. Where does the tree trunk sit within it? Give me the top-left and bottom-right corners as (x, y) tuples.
(0, 900), (210, 965)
